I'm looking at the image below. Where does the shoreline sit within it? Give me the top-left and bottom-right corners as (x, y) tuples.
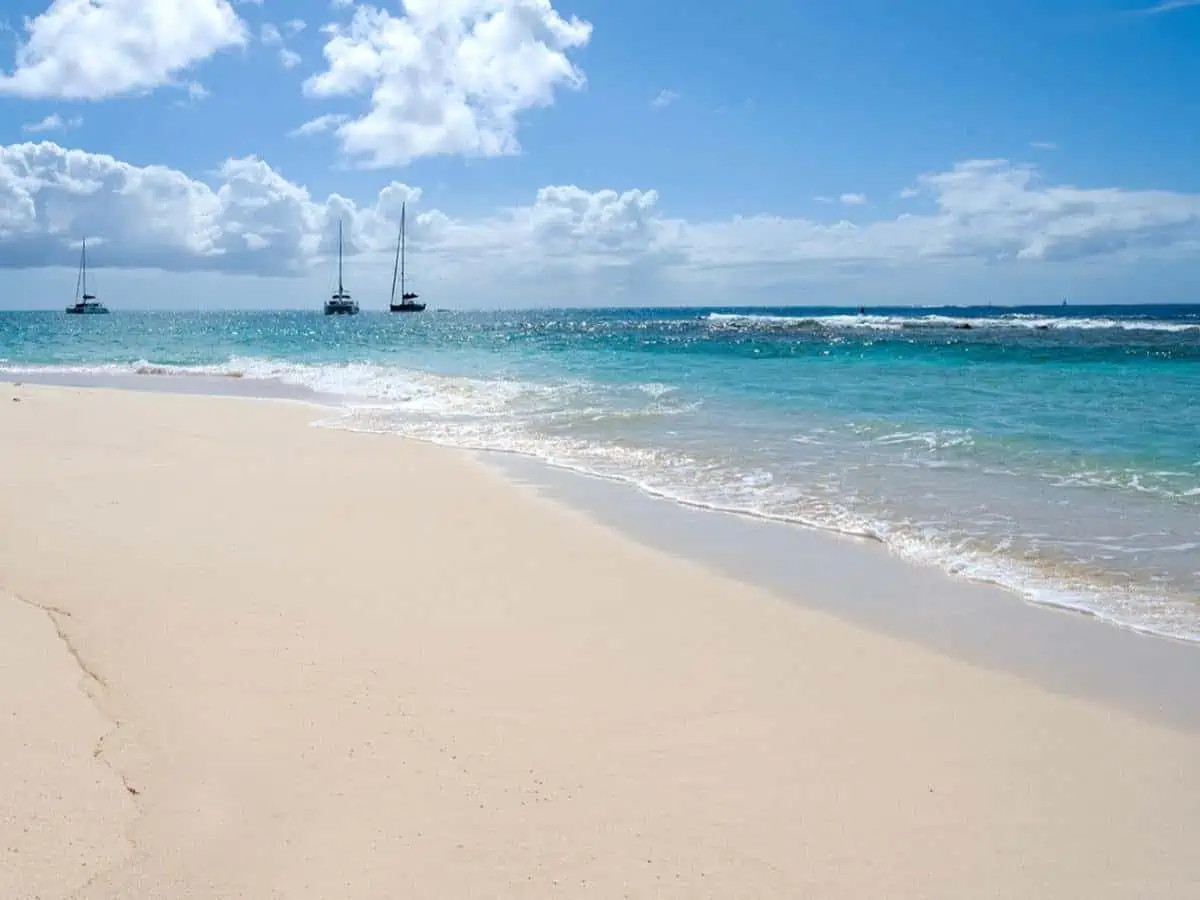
(4, 370), (1199, 710)
(3, 383), (1199, 896)
(4, 364), (1195, 646)
(494, 454), (1200, 731)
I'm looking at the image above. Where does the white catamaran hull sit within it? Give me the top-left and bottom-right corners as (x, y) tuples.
(325, 222), (358, 314)
(67, 239), (109, 314)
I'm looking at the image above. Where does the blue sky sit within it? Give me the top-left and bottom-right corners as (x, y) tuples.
(1, 0), (1199, 309)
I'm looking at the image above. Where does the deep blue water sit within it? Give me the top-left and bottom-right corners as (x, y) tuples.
(3, 304), (1198, 640)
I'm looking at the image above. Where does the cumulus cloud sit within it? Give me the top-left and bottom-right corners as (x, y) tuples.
(2, 144), (1199, 287)
(304, 0), (593, 167)
(22, 113), (82, 133)
(434, 186), (676, 272)
(911, 159), (1200, 262)
(0, 142), (418, 274)
(839, 193), (867, 206)
(0, 0), (247, 100)
(692, 161), (1200, 270)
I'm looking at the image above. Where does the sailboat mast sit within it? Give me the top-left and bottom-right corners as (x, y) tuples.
(337, 221), (344, 294)
(400, 203), (407, 298)
(390, 210), (402, 305)
(80, 237), (97, 300)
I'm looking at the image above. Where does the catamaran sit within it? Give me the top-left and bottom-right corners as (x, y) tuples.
(389, 202), (425, 313)
(324, 220), (359, 315)
(66, 238), (109, 314)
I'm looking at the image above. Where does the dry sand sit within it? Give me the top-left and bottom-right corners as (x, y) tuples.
(1, 383), (1198, 899)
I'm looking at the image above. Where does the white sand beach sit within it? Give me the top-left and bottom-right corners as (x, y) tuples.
(2, 383), (1198, 899)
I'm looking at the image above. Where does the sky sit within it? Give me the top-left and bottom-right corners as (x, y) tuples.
(1, 0), (1199, 310)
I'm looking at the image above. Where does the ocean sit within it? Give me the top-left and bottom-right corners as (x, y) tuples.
(3, 305), (1198, 641)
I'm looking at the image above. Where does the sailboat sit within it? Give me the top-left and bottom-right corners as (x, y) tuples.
(389, 202), (425, 313)
(324, 220), (359, 315)
(65, 238), (109, 314)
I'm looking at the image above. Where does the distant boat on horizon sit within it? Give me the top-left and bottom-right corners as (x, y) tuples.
(389, 202), (425, 313)
(65, 238), (109, 315)
(324, 220), (359, 316)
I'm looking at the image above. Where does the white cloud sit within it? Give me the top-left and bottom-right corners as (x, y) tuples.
(839, 193), (867, 206)
(1138, 0), (1200, 14)
(285, 19), (307, 36)
(0, 141), (418, 274)
(467, 186), (671, 264)
(1, 145), (1199, 296)
(261, 20), (303, 68)
(652, 89), (679, 109)
(898, 187), (920, 199)
(22, 113), (82, 133)
(289, 114), (349, 137)
(1031, 141), (1058, 151)
(304, 1), (592, 167)
(0, 0), (248, 100)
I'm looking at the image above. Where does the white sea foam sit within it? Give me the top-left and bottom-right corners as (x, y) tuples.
(705, 311), (1200, 333)
(1040, 467), (1200, 502)
(871, 429), (976, 451)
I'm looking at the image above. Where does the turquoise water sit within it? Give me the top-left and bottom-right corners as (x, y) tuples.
(3, 305), (1199, 640)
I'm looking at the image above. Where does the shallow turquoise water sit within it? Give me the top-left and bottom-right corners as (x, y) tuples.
(3, 305), (1198, 639)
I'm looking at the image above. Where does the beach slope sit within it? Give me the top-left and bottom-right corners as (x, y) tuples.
(1, 383), (1197, 899)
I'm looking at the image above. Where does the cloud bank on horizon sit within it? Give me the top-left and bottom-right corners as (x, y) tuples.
(0, 0), (1198, 307)
(4, 142), (1199, 276)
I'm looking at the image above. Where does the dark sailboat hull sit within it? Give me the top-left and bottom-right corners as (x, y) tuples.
(389, 204), (424, 313)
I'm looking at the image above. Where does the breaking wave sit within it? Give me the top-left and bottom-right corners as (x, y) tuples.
(706, 311), (1200, 333)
